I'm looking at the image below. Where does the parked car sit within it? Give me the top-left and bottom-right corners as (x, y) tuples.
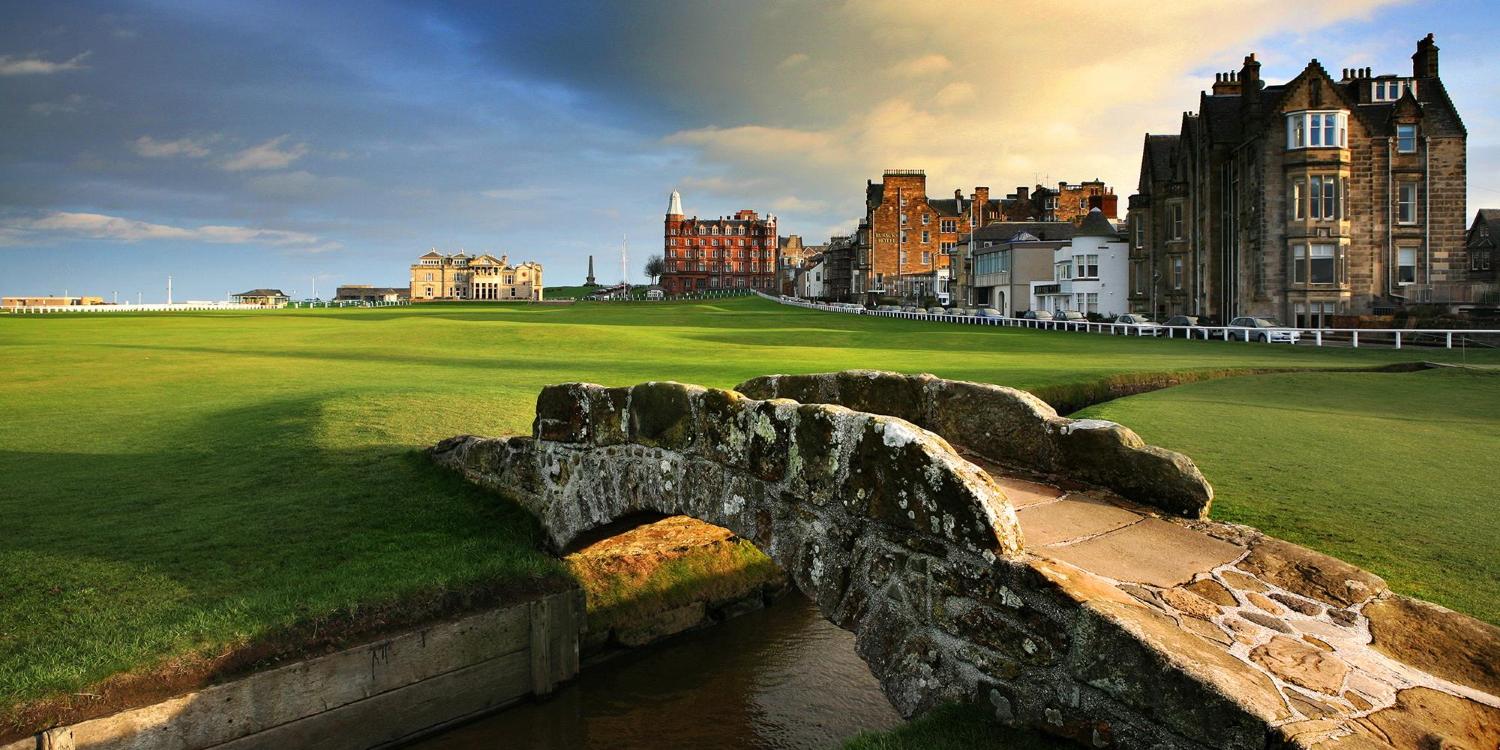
(1115, 313), (1162, 335)
(1163, 314), (1223, 339)
(974, 307), (1004, 318)
(927, 306), (948, 315)
(1227, 316), (1301, 343)
(1054, 310), (1086, 322)
(1022, 310), (1053, 321)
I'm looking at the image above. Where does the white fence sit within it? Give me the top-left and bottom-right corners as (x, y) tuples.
(755, 292), (1499, 350)
(8, 300), (411, 314)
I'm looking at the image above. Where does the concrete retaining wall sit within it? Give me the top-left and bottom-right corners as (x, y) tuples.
(2, 590), (583, 750)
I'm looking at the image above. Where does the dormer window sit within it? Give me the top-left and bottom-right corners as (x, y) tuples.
(1371, 79), (1416, 102)
(1287, 111), (1347, 150)
(1397, 124), (1417, 153)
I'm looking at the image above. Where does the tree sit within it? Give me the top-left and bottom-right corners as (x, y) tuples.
(644, 254), (666, 284)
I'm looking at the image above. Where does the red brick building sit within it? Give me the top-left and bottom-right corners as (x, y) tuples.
(661, 191), (779, 294)
(856, 170), (1004, 302)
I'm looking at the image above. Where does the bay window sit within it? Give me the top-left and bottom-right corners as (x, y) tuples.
(1309, 245), (1336, 284)
(1286, 111), (1348, 150)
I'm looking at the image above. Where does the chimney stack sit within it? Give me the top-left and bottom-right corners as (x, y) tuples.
(1212, 70), (1241, 95)
(1413, 33), (1439, 78)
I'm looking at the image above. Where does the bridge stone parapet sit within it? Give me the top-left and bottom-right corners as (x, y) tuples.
(432, 375), (1500, 749)
(736, 369), (1213, 518)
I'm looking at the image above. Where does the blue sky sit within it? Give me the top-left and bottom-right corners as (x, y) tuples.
(2, 0), (1496, 300)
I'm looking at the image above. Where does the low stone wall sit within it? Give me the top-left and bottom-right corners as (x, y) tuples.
(0, 591), (583, 750)
(736, 370), (1213, 518)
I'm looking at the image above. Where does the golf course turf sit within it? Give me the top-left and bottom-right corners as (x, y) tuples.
(1, 296), (1496, 734)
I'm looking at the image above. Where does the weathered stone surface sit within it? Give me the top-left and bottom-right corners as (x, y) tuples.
(1014, 494), (1139, 546)
(1239, 612), (1294, 634)
(1180, 615), (1233, 647)
(1236, 537), (1386, 607)
(1336, 687), (1500, 750)
(1246, 592), (1285, 615)
(1218, 570), (1268, 593)
(1250, 636), (1349, 694)
(615, 602), (706, 647)
(1161, 587), (1221, 620)
(1043, 518), (1242, 588)
(988, 476), (1065, 508)
(1363, 594), (1500, 697)
(1187, 578), (1240, 606)
(736, 370), (1213, 518)
(1270, 592), (1323, 617)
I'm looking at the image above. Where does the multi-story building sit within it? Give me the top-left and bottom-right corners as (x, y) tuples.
(960, 222), (1078, 312)
(1028, 209), (1131, 317)
(1128, 35), (1468, 326)
(409, 251), (543, 301)
(855, 170), (1005, 302)
(1, 295), (105, 310)
(822, 235), (856, 302)
(661, 191), (779, 295)
(1001, 181), (1120, 224)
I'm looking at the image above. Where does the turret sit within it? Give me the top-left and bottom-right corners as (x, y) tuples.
(667, 190), (683, 218)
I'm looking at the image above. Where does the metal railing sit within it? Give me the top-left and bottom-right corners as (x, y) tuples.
(755, 292), (1500, 350)
(8, 299), (412, 314)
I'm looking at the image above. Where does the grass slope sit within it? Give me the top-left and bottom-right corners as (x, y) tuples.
(1078, 368), (1500, 624)
(0, 297), (1493, 718)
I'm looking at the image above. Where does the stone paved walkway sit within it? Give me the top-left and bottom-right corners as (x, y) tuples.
(979, 465), (1500, 748)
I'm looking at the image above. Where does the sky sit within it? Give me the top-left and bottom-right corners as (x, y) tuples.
(2, 0), (1497, 300)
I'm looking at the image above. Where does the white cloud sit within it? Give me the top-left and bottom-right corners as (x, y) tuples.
(222, 135), (309, 171)
(889, 53), (952, 78)
(0, 51), (91, 76)
(29, 94), (86, 116)
(777, 52), (809, 71)
(771, 195), (828, 213)
(2, 211), (336, 251)
(480, 186), (562, 200)
(132, 135), (212, 158)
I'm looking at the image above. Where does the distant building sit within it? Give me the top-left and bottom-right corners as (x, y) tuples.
(334, 285), (409, 302)
(2, 296), (104, 310)
(1466, 210), (1497, 284)
(857, 170), (1004, 302)
(232, 289), (290, 307)
(409, 251), (543, 301)
(1129, 35), (1469, 324)
(962, 222), (1078, 313)
(1028, 209), (1131, 317)
(822, 235), (856, 302)
(661, 191), (779, 294)
(1002, 180), (1119, 224)
(798, 254), (827, 299)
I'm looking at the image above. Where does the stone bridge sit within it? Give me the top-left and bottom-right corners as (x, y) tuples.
(431, 370), (1500, 749)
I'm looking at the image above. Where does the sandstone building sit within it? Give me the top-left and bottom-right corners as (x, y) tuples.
(1128, 35), (1468, 326)
(409, 251), (542, 302)
(1002, 180), (1120, 224)
(856, 170), (1006, 303)
(661, 191), (779, 295)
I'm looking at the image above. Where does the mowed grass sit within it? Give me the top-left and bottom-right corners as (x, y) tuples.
(0, 296), (1494, 716)
(1078, 368), (1500, 624)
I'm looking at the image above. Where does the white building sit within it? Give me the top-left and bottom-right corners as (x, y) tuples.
(799, 254), (827, 299)
(1029, 209), (1130, 317)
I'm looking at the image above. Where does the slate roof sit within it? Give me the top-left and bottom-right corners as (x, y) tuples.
(1469, 209), (1500, 248)
(928, 198), (1003, 217)
(1145, 135), (1180, 185)
(1075, 208), (1121, 238)
(973, 221), (1078, 244)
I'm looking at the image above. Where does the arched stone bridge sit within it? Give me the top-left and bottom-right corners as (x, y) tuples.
(432, 370), (1500, 749)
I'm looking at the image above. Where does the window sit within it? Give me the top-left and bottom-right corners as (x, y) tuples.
(1074, 254), (1099, 278)
(1170, 203), (1184, 239)
(901, 213), (908, 225)
(941, 219), (957, 232)
(1056, 261), (1071, 280)
(1133, 221), (1144, 249)
(1132, 260), (1146, 293)
(940, 241), (956, 252)
(1291, 180), (1305, 220)
(921, 231), (930, 244)
(1309, 244), (1336, 284)
(900, 231), (908, 243)
(1305, 175), (1338, 220)
(1398, 184), (1418, 224)
(1398, 247), (1417, 284)
(921, 251), (931, 265)
(1286, 111), (1348, 150)
(1293, 245), (1307, 283)
(1085, 293), (1099, 315)
(1171, 257), (1184, 289)
(1371, 79), (1416, 102)
(922, 214), (931, 225)
(1397, 124), (1417, 153)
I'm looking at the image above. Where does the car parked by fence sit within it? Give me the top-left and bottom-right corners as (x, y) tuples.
(1115, 314), (1162, 336)
(1227, 317), (1301, 343)
(1022, 310), (1053, 321)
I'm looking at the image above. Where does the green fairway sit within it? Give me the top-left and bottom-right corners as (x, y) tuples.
(0, 296), (1494, 722)
(1077, 368), (1500, 624)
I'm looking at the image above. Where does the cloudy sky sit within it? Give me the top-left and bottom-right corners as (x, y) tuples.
(2, 0), (1497, 299)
